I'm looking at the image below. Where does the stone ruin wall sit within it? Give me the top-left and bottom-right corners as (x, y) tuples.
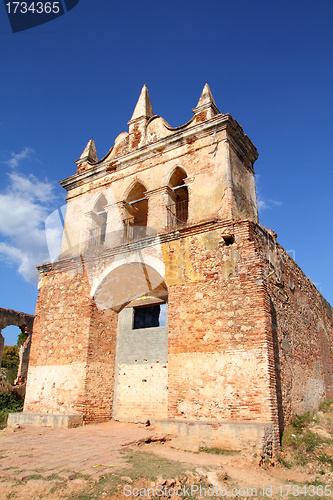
(0, 308), (34, 383)
(165, 221), (277, 425)
(24, 222), (277, 432)
(24, 268), (118, 422)
(23, 217), (333, 451)
(21, 84), (333, 459)
(254, 225), (333, 431)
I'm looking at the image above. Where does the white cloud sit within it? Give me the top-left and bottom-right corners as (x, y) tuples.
(0, 242), (42, 281)
(5, 147), (34, 169)
(0, 157), (60, 282)
(256, 174), (282, 212)
(257, 196), (268, 210)
(7, 171), (56, 203)
(257, 196), (282, 212)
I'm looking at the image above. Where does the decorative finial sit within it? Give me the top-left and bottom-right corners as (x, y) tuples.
(130, 84), (154, 121)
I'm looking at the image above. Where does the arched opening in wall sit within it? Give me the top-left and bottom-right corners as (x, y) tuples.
(90, 194), (107, 246)
(0, 326), (22, 385)
(92, 259), (168, 422)
(167, 167), (188, 229)
(114, 291), (168, 422)
(124, 182), (148, 242)
(93, 261), (167, 312)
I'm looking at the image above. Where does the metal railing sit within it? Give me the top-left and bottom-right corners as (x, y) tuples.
(166, 200), (188, 229)
(88, 203), (188, 248)
(122, 213), (148, 243)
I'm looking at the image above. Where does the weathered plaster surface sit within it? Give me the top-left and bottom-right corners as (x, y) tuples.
(24, 363), (86, 414)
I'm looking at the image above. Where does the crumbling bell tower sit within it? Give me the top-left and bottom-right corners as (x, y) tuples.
(12, 84), (332, 460)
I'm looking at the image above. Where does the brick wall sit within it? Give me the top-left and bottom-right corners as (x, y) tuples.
(24, 264), (91, 415)
(24, 263), (118, 422)
(80, 303), (118, 423)
(254, 225), (333, 427)
(25, 218), (333, 449)
(166, 223), (278, 429)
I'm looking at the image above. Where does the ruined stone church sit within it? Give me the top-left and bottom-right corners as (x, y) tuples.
(14, 84), (333, 457)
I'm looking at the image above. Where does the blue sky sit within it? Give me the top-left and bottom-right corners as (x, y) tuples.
(0, 0), (332, 345)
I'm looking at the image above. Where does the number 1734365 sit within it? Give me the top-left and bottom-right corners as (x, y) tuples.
(279, 484), (332, 497)
(5, 2), (61, 14)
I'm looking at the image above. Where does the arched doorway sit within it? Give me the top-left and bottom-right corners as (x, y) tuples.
(92, 261), (168, 422)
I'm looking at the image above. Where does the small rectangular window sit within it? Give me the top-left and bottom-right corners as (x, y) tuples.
(133, 304), (166, 329)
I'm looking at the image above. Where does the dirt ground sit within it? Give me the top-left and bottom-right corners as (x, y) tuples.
(0, 442), (330, 499)
(1, 414), (333, 499)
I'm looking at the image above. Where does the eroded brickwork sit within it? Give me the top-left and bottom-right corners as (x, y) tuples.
(81, 303), (118, 423)
(24, 265), (118, 422)
(24, 266), (91, 415)
(166, 224), (275, 421)
(254, 226), (333, 429)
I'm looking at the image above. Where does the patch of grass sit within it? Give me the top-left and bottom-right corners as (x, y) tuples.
(68, 490), (98, 500)
(305, 478), (327, 486)
(282, 427), (324, 454)
(278, 455), (292, 468)
(319, 399), (333, 412)
(119, 449), (196, 481)
(278, 480), (332, 500)
(318, 454), (333, 468)
(0, 386), (24, 429)
(66, 449), (199, 500)
(199, 447), (239, 455)
(290, 411), (312, 431)
(25, 474), (44, 481)
(304, 431), (323, 452)
(49, 483), (66, 495)
(280, 402), (333, 472)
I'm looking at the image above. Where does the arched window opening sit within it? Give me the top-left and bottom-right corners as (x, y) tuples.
(90, 194), (107, 246)
(167, 167), (188, 228)
(124, 182), (148, 242)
